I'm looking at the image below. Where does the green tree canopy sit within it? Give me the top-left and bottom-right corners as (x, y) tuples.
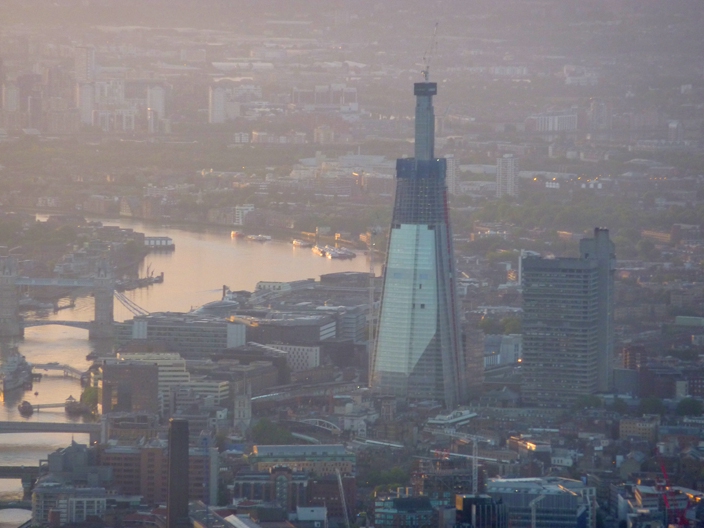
(676, 398), (703, 417)
(573, 394), (602, 410)
(638, 397), (666, 416)
(610, 397), (630, 415)
(250, 419), (295, 445)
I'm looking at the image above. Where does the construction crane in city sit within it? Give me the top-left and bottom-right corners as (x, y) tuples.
(657, 454), (689, 526)
(427, 428), (489, 494)
(529, 494), (546, 528)
(367, 226), (380, 388)
(421, 22), (439, 81)
(335, 468), (351, 528)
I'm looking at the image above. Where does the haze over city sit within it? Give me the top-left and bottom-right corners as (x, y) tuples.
(0, 1), (703, 528)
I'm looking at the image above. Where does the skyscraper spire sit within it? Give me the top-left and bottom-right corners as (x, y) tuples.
(370, 80), (466, 408)
(413, 82), (436, 161)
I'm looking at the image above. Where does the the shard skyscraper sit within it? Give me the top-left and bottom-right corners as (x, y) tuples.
(371, 81), (466, 408)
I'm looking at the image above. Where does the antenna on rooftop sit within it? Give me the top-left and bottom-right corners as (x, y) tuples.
(421, 22), (439, 81)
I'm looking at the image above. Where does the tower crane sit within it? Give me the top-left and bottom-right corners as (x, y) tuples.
(367, 226), (380, 387)
(335, 468), (351, 528)
(421, 22), (439, 81)
(529, 494), (546, 528)
(427, 428), (488, 494)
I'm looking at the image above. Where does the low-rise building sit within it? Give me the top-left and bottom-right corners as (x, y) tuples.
(620, 416), (660, 443)
(486, 477), (596, 528)
(32, 481), (107, 526)
(250, 445), (355, 477)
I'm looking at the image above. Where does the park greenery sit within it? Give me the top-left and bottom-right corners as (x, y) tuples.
(478, 316), (521, 335)
(250, 419), (295, 445)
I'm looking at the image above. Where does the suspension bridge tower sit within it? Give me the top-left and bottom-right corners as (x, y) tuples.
(89, 259), (115, 340)
(0, 254), (22, 338)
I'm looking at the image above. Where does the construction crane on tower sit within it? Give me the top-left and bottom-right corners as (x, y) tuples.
(367, 225), (380, 388)
(421, 22), (439, 81)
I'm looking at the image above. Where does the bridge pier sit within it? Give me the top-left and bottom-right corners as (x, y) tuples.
(0, 256), (22, 338)
(21, 475), (35, 501)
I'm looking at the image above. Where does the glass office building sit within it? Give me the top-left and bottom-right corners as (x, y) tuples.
(371, 82), (466, 408)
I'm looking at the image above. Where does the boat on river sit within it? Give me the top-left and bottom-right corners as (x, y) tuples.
(2, 351), (32, 395)
(18, 401), (33, 416)
(247, 234), (271, 242)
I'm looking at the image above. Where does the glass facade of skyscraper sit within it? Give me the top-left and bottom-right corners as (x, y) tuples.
(371, 82), (465, 408)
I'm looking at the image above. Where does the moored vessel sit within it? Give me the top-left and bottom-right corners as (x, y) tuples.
(246, 234), (271, 242)
(2, 351), (32, 395)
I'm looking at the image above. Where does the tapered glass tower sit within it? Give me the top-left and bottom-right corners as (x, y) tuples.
(371, 82), (466, 408)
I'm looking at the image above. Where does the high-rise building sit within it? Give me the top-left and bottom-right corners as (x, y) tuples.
(371, 81), (466, 408)
(147, 85), (166, 120)
(496, 154), (517, 198)
(446, 154), (458, 195)
(455, 494), (508, 528)
(167, 419), (189, 528)
(98, 361), (159, 414)
(521, 228), (615, 406)
(76, 83), (94, 125)
(1, 82), (20, 112)
(74, 46), (96, 84)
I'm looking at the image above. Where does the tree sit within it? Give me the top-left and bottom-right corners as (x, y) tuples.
(502, 317), (521, 334)
(250, 419), (295, 445)
(80, 386), (99, 408)
(610, 397), (630, 415)
(638, 396), (666, 416)
(676, 398), (703, 417)
(573, 394), (602, 410)
(479, 317), (504, 335)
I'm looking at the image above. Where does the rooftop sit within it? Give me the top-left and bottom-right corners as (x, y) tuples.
(252, 444), (350, 457)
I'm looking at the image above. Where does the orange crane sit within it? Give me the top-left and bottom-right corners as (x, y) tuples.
(657, 455), (688, 526)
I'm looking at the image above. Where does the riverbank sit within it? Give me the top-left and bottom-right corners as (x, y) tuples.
(30, 208), (379, 253)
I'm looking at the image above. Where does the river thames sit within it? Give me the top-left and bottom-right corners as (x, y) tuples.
(0, 218), (379, 502)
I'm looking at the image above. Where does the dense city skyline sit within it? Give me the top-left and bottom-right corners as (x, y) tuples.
(1, 1), (704, 528)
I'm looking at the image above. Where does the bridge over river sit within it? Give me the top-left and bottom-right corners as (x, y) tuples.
(0, 467), (45, 501)
(23, 320), (91, 330)
(0, 256), (114, 339)
(0, 421), (102, 443)
(32, 363), (87, 379)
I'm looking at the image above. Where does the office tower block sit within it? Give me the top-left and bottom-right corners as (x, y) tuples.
(522, 228), (615, 406)
(455, 494), (508, 528)
(2, 82), (20, 113)
(147, 85), (166, 120)
(371, 81), (466, 408)
(496, 154), (517, 198)
(74, 46), (96, 84)
(580, 228), (615, 392)
(76, 83), (94, 125)
(167, 419), (189, 528)
(98, 362), (159, 414)
(623, 345), (648, 370)
(445, 154), (458, 195)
